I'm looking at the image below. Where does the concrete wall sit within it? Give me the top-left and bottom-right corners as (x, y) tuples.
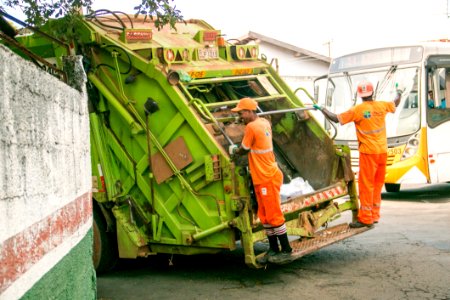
(0, 45), (95, 299)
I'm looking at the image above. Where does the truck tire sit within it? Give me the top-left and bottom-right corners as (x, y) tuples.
(384, 183), (401, 193)
(93, 208), (118, 274)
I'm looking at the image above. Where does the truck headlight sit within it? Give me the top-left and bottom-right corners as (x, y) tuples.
(401, 132), (420, 160)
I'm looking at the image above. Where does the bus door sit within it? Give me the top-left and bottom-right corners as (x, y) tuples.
(426, 56), (450, 183)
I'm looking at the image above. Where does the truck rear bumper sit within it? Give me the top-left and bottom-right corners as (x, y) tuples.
(255, 223), (372, 266)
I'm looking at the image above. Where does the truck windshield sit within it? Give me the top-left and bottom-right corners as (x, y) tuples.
(325, 67), (420, 140)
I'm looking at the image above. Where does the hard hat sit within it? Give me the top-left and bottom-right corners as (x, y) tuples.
(357, 80), (374, 98)
(231, 97), (258, 112)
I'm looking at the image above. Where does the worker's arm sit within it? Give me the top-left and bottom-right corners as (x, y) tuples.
(393, 90), (401, 107)
(313, 104), (339, 123)
(229, 144), (249, 156)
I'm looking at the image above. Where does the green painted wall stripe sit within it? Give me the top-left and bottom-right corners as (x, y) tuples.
(21, 230), (96, 300)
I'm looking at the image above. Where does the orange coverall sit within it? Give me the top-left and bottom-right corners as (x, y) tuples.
(241, 117), (285, 228)
(338, 100), (396, 224)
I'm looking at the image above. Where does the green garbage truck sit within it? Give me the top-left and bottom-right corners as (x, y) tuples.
(0, 10), (371, 272)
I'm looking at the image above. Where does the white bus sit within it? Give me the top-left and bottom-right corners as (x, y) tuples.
(316, 43), (450, 192)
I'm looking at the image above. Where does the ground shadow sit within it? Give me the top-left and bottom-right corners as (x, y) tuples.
(382, 183), (450, 203)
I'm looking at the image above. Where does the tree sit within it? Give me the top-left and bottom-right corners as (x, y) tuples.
(0, 0), (183, 29)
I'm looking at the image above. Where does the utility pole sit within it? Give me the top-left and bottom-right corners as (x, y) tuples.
(323, 39), (333, 58)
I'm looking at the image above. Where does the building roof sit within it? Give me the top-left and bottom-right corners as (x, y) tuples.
(242, 31), (331, 64)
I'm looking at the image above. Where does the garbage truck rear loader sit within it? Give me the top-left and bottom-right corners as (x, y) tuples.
(0, 11), (371, 272)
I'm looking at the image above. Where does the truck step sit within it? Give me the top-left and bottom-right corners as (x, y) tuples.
(264, 223), (372, 265)
(289, 223), (371, 258)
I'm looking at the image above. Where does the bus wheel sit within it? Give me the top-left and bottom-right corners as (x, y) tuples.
(385, 183), (401, 193)
(93, 208), (118, 274)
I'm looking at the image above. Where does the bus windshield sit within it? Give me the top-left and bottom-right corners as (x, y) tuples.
(325, 67), (420, 140)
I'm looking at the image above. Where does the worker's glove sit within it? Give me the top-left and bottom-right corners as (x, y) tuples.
(228, 144), (239, 155)
(313, 104), (323, 111)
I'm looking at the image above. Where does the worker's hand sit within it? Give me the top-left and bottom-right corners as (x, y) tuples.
(228, 144), (239, 155)
(313, 104), (323, 111)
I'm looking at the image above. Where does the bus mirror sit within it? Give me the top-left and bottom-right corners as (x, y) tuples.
(326, 87), (334, 107)
(314, 85), (319, 102)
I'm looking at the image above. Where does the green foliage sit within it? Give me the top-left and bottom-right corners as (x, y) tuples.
(134, 0), (184, 30)
(1, 0), (93, 26)
(1, 0), (184, 30)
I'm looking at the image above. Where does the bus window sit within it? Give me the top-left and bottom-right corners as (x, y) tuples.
(383, 68), (419, 136)
(427, 67), (450, 128)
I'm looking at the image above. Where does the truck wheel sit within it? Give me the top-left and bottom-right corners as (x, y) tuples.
(93, 208), (118, 274)
(384, 183), (401, 193)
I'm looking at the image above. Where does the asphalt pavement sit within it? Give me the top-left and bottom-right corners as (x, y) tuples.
(97, 183), (450, 300)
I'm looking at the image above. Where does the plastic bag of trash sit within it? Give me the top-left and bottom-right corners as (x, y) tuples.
(280, 177), (315, 201)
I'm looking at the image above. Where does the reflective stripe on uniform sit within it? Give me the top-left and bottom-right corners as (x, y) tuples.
(250, 147), (273, 154)
(273, 223), (287, 235)
(264, 228), (275, 236)
(357, 126), (385, 135)
(264, 223), (287, 236)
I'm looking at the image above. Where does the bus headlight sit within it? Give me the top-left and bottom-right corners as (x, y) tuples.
(401, 133), (420, 160)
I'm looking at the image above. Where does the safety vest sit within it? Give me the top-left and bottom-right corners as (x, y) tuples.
(338, 101), (396, 154)
(242, 117), (279, 184)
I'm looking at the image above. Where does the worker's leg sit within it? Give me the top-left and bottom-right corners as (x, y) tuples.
(254, 170), (285, 228)
(268, 223), (294, 264)
(257, 171), (293, 264)
(357, 153), (376, 225)
(273, 224), (292, 253)
(269, 170), (291, 253)
(263, 228), (279, 253)
(255, 180), (282, 254)
(254, 186), (267, 225)
(372, 153), (387, 222)
(255, 171), (285, 264)
(255, 227), (279, 264)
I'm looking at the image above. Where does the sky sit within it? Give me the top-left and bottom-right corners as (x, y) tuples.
(90, 0), (450, 57)
(3, 0), (450, 57)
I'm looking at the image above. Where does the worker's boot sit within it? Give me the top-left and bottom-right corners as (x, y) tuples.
(256, 235), (279, 264)
(268, 233), (293, 265)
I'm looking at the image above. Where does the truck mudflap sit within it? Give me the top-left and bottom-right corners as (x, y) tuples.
(256, 223), (372, 265)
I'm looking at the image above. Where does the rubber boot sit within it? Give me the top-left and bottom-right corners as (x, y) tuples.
(277, 233), (292, 253)
(268, 235), (280, 253)
(268, 233), (293, 264)
(257, 235), (279, 264)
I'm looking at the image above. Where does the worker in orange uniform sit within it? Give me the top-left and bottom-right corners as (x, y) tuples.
(229, 97), (292, 264)
(314, 80), (401, 228)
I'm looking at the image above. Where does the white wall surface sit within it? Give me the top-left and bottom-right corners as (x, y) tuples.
(0, 45), (92, 298)
(0, 45), (91, 242)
